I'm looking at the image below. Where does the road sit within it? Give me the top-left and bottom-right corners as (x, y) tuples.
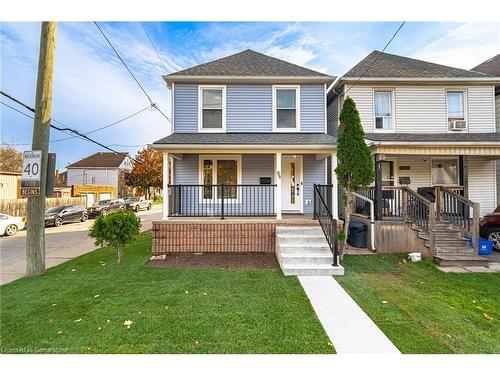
(0, 206), (161, 285)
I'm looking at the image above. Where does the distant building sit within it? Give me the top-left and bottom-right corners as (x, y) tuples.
(0, 171), (21, 200)
(66, 152), (132, 202)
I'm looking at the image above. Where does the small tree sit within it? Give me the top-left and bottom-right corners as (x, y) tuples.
(335, 97), (374, 260)
(125, 148), (163, 198)
(89, 211), (141, 264)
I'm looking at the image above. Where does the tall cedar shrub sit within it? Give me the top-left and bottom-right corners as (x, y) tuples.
(89, 210), (141, 264)
(335, 97), (374, 259)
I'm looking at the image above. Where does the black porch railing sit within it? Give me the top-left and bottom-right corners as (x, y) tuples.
(313, 184), (338, 266)
(168, 184), (276, 218)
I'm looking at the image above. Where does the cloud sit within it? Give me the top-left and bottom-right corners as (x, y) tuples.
(412, 22), (500, 69)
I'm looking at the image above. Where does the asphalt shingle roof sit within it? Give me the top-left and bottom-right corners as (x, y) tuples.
(67, 152), (129, 168)
(364, 132), (500, 143)
(165, 49), (332, 78)
(471, 54), (500, 77)
(152, 132), (336, 145)
(344, 51), (491, 79)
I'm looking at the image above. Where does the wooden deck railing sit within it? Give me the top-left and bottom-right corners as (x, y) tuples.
(402, 187), (436, 254)
(436, 186), (480, 253)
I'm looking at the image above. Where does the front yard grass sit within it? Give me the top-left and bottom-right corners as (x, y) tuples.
(0, 233), (333, 354)
(336, 254), (500, 354)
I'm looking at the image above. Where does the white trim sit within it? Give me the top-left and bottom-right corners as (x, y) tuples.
(150, 144), (337, 152)
(342, 77), (500, 82)
(331, 153), (338, 219)
(272, 85), (301, 132)
(198, 85), (226, 133)
(198, 154), (242, 203)
(165, 75), (333, 86)
(281, 155), (304, 213)
(324, 83), (327, 134)
(430, 156), (460, 187)
(445, 89), (468, 133)
(373, 88), (396, 133)
(162, 152), (169, 220)
(275, 153), (282, 220)
(171, 82), (175, 133)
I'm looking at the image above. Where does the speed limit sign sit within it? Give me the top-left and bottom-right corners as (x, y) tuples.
(21, 150), (42, 197)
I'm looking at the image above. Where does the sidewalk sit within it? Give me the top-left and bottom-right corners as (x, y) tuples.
(299, 276), (400, 354)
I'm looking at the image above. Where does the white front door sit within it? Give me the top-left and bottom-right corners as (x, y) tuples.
(281, 155), (303, 212)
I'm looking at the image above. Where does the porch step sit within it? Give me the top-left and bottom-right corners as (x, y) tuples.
(434, 255), (489, 267)
(276, 226), (344, 276)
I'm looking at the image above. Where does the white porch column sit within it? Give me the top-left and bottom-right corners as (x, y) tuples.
(162, 152), (169, 221)
(275, 152), (282, 220)
(331, 153), (338, 219)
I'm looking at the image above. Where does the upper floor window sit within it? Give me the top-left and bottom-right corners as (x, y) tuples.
(374, 90), (393, 131)
(446, 91), (467, 131)
(199, 85), (226, 132)
(273, 86), (300, 131)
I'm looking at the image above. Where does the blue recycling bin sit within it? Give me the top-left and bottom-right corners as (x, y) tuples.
(466, 236), (494, 256)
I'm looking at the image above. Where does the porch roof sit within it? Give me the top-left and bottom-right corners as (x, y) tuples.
(150, 132), (337, 154)
(364, 132), (500, 143)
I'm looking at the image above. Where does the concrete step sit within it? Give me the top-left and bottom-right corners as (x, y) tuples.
(281, 263), (345, 276)
(277, 234), (328, 245)
(278, 244), (332, 253)
(434, 255), (489, 267)
(276, 226), (323, 236)
(279, 252), (334, 265)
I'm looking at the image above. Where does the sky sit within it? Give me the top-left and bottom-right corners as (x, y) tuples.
(1, 21), (499, 169)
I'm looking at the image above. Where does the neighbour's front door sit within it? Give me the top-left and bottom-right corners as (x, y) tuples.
(281, 155), (303, 212)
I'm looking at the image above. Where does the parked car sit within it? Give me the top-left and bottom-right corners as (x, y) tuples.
(124, 196), (152, 212)
(0, 213), (25, 236)
(87, 199), (125, 218)
(480, 205), (500, 251)
(45, 205), (88, 227)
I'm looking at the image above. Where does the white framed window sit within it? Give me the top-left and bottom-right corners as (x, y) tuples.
(446, 90), (467, 131)
(198, 85), (226, 132)
(374, 90), (394, 132)
(273, 85), (300, 132)
(431, 157), (459, 186)
(199, 155), (242, 202)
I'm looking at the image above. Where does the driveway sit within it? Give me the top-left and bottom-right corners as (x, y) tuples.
(0, 205), (162, 285)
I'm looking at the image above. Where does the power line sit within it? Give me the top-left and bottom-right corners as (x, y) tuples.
(141, 22), (169, 74)
(94, 21), (171, 123)
(341, 21), (406, 99)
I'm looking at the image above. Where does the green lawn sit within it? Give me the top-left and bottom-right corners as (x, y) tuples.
(0, 234), (333, 354)
(336, 254), (500, 354)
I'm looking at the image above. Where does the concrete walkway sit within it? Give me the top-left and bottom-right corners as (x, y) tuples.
(299, 276), (400, 354)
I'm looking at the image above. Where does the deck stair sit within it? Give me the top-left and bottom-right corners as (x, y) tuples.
(276, 226), (344, 276)
(412, 220), (489, 267)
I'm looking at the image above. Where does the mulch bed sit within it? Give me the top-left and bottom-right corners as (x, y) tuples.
(147, 252), (279, 269)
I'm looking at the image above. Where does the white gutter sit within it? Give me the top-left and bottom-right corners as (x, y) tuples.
(149, 143), (337, 151)
(367, 140), (500, 146)
(352, 191), (376, 252)
(343, 77), (500, 82)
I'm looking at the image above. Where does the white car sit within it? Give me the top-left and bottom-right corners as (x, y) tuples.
(0, 214), (25, 236)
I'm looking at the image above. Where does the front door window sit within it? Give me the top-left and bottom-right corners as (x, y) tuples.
(432, 158), (458, 186)
(281, 156), (302, 211)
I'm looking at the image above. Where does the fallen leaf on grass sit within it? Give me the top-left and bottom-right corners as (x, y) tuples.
(203, 293), (207, 296)
(57, 331), (63, 335)
(195, 340), (199, 345)
(94, 294), (100, 298)
(123, 320), (133, 328)
(71, 269), (76, 272)
(381, 301), (388, 304)
(327, 342), (333, 347)
(52, 303), (57, 307)
(185, 291), (189, 294)
(74, 319), (82, 323)
(483, 313), (493, 321)
(107, 319), (111, 323)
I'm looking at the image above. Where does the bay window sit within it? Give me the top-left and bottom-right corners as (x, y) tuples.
(374, 90), (393, 131)
(199, 86), (225, 131)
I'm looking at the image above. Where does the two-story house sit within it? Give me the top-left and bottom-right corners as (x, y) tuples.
(328, 51), (500, 265)
(150, 50), (343, 275)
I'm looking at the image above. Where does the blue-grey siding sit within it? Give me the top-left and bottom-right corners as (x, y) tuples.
(173, 84), (325, 133)
(227, 86), (273, 132)
(303, 154), (326, 213)
(173, 154), (325, 215)
(300, 85), (325, 133)
(327, 93), (339, 137)
(173, 84), (198, 133)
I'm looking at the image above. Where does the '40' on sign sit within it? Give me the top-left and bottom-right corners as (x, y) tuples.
(22, 150), (42, 181)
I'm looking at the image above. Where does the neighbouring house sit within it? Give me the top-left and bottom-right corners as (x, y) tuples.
(471, 54), (500, 204)
(328, 51), (500, 266)
(150, 49), (343, 275)
(66, 152), (132, 205)
(0, 171), (21, 200)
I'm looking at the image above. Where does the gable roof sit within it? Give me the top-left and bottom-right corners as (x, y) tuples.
(67, 152), (129, 169)
(471, 54), (500, 77)
(164, 49), (334, 85)
(343, 51), (492, 79)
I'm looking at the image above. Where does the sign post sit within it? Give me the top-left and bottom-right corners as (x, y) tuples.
(21, 150), (42, 197)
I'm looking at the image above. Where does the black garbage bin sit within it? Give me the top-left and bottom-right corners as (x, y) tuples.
(348, 221), (368, 248)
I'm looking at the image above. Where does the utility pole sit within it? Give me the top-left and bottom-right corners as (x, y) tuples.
(26, 22), (57, 277)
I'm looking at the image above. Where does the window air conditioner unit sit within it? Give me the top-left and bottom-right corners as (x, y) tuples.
(448, 120), (467, 131)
